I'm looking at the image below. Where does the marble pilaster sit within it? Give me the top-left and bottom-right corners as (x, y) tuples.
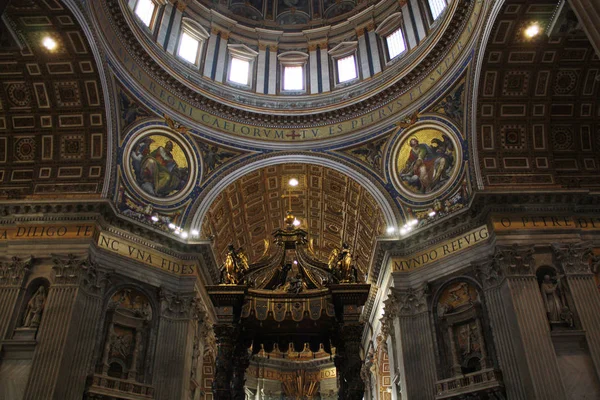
(165, 5), (183, 55)
(214, 33), (229, 83)
(153, 290), (200, 400)
(366, 30), (381, 74)
(256, 46), (267, 94)
(357, 32), (371, 79)
(156, 2), (174, 49)
(479, 245), (567, 399)
(553, 243), (600, 378)
(319, 46), (330, 92)
(23, 255), (88, 400)
(203, 31), (219, 78)
(383, 286), (437, 400)
(0, 257), (31, 343)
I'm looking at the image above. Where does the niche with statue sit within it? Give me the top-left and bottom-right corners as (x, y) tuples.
(13, 278), (49, 340)
(94, 287), (155, 383)
(536, 265), (575, 329)
(433, 280), (496, 378)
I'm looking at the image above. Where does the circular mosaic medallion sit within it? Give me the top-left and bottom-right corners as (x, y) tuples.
(15, 137), (36, 161)
(124, 129), (197, 203)
(392, 124), (462, 201)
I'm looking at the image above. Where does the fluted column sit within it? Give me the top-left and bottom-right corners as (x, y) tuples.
(309, 44), (319, 94)
(474, 257), (533, 400)
(382, 286), (437, 400)
(56, 263), (110, 400)
(203, 29), (220, 78)
(554, 243), (600, 377)
(153, 290), (200, 400)
(23, 254), (88, 400)
(319, 45), (330, 92)
(0, 257), (32, 343)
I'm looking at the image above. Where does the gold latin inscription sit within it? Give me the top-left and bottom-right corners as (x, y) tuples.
(97, 232), (196, 275)
(0, 223), (95, 240)
(492, 216), (600, 231)
(392, 225), (490, 272)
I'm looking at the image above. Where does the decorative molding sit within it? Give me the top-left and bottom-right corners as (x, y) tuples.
(491, 244), (535, 277)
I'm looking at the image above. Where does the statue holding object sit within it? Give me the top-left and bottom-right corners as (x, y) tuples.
(220, 245), (250, 285)
(328, 243), (359, 283)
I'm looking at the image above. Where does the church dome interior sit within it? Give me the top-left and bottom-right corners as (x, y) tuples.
(1, 0), (600, 399)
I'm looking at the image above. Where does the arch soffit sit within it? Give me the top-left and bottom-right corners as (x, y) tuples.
(189, 153), (400, 231)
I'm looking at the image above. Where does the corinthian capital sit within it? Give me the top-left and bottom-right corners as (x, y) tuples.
(391, 286), (429, 317)
(552, 243), (593, 275)
(473, 257), (502, 289)
(0, 256), (33, 287)
(379, 291), (400, 340)
(52, 254), (87, 285)
(158, 288), (198, 319)
(492, 244), (535, 276)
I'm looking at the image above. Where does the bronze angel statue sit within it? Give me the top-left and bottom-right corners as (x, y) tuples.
(220, 244), (250, 285)
(328, 243), (359, 283)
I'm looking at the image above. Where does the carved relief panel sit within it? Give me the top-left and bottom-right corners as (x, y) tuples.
(433, 280), (496, 379)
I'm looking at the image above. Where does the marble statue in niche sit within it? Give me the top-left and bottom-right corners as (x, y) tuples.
(397, 129), (457, 196)
(21, 285), (46, 328)
(537, 268), (574, 328)
(130, 134), (190, 198)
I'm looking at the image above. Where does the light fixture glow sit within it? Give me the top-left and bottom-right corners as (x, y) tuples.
(400, 227), (408, 235)
(408, 219), (418, 226)
(180, 231), (188, 239)
(428, 211), (437, 217)
(288, 178), (299, 187)
(191, 229), (199, 237)
(386, 226), (396, 234)
(151, 215), (159, 222)
(168, 223), (176, 229)
(293, 219), (301, 227)
(293, 260), (298, 265)
(525, 24), (540, 38)
(42, 37), (57, 51)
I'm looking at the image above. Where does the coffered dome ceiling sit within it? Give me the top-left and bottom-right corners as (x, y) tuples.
(475, 0), (600, 191)
(0, 0), (108, 200)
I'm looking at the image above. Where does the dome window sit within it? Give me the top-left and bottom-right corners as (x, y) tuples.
(176, 20), (208, 68)
(133, 0), (158, 28)
(227, 44), (258, 89)
(229, 57), (250, 85)
(386, 28), (407, 60)
(329, 42), (359, 86)
(376, 13), (408, 64)
(428, 0), (448, 21)
(278, 52), (309, 93)
(337, 55), (357, 83)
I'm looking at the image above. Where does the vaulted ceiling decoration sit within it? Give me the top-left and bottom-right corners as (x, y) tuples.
(0, 0), (107, 199)
(476, 0), (600, 190)
(201, 164), (386, 275)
